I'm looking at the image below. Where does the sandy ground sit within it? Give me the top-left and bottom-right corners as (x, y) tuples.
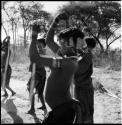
(1, 66), (122, 124)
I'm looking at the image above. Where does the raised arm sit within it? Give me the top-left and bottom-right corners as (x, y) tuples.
(45, 18), (59, 53)
(46, 12), (69, 53)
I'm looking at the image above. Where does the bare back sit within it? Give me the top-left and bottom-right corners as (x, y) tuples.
(45, 59), (78, 109)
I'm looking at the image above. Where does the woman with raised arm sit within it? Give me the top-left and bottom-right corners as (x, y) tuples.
(43, 13), (88, 123)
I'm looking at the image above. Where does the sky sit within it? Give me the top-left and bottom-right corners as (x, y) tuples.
(1, 1), (68, 40)
(40, 1), (68, 14)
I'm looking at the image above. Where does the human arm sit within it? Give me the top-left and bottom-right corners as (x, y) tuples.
(30, 41), (55, 67)
(74, 52), (93, 83)
(45, 12), (68, 53)
(30, 40), (80, 69)
(1, 51), (6, 68)
(2, 36), (10, 43)
(78, 52), (92, 73)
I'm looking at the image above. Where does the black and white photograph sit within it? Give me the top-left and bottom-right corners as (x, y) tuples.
(1, 1), (121, 124)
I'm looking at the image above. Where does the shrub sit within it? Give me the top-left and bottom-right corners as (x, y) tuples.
(93, 49), (121, 71)
(9, 44), (121, 71)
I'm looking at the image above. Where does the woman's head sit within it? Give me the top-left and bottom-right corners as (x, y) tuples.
(32, 24), (41, 38)
(36, 38), (46, 54)
(57, 27), (87, 56)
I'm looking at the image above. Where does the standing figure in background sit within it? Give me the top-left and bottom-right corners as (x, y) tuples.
(27, 37), (47, 114)
(1, 36), (16, 97)
(74, 37), (96, 123)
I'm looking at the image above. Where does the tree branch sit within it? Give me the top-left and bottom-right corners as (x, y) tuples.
(2, 24), (8, 36)
(108, 35), (121, 46)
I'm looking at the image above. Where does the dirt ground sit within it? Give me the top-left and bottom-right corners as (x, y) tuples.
(1, 63), (122, 124)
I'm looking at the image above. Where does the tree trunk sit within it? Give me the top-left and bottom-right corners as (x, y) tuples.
(24, 29), (27, 48)
(15, 24), (17, 49)
(105, 44), (109, 54)
(104, 49), (109, 56)
(12, 24), (16, 61)
(95, 37), (104, 53)
(2, 24), (8, 36)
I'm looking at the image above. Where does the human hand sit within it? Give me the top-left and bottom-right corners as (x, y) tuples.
(64, 56), (82, 62)
(68, 56), (83, 61)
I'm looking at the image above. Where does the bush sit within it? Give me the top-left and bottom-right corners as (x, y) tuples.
(9, 44), (121, 71)
(93, 49), (121, 71)
(10, 45), (30, 64)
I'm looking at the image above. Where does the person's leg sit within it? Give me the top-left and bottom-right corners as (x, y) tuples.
(27, 77), (31, 92)
(2, 89), (8, 97)
(75, 85), (94, 124)
(38, 93), (47, 117)
(75, 86), (87, 123)
(37, 77), (46, 110)
(1, 69), (8, 97)
(88, 85), (94, 123)
(6, 65), (16, 96)
(38, 95), (46, 109)
(6, 86), (16, 96)
(27, 94), (35, 114)
(27, 77), (36, 114)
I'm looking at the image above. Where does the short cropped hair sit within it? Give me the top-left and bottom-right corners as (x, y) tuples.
(85, 37), (96, 49)
(58, 27), (85, 46)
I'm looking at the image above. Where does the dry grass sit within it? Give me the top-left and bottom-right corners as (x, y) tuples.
(93, 49), (121, 71)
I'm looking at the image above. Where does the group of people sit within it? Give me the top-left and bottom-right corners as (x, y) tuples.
(1, 12), (96, 123)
